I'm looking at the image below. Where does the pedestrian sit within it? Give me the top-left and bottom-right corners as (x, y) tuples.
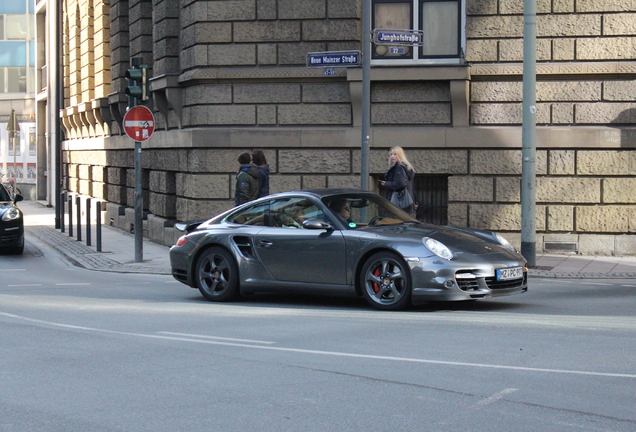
(252, 149), (270, 198)
(379, 146), (417, 217)
(234, 152), (259, 206)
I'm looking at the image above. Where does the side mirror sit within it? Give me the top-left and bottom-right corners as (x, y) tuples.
(302, 218), (333, 230)
(14, 194), (23, 203)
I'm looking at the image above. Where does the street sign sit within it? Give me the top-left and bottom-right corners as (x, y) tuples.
(123, 105), (155, 142)
(306, 50), (362, 68)
(6, 109), (19, 138)
(373, 29), (424, 46)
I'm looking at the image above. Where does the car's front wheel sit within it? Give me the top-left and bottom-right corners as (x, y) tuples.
(361, 251), (412, 311)
(195, 246), (239, 302)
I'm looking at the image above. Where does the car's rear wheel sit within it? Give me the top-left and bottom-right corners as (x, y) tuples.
(196, 246), (239, 302)
(361, 251), (412, 311)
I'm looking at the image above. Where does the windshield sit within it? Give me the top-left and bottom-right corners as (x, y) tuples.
(322, 193), (417, 229)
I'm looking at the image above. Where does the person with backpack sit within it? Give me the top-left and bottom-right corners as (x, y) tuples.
(234, 152), (259, 206)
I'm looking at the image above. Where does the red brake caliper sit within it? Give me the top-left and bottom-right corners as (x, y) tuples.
(372, 267), (382, 293)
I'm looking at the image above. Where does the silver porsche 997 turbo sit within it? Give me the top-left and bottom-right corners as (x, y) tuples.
(170, 189), (528, 310)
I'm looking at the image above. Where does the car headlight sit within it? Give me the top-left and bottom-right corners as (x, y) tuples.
(423, 237), (453, 260)
(495, 233), (516, 252)
(1, 207), (21, 221)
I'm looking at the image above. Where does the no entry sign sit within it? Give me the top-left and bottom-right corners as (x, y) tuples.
(123, 105), (155, 142)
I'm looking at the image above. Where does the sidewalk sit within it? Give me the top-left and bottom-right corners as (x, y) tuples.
(19, 200), (636, 279)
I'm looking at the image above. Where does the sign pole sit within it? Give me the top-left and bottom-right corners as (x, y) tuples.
(361, 0), (371, 190)
(122, 104), (155, 263)
(134, 141), (143, 262)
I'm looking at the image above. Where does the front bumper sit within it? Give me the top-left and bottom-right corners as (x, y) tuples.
(408, 254), (528, 304)
(0, 223), (24, 248)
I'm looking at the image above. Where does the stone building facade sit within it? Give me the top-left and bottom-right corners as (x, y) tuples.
(43, 0), (636, 255)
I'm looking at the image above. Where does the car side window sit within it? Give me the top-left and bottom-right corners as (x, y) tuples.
(270, 198), (324, 229)
(225, 202), (269, 226)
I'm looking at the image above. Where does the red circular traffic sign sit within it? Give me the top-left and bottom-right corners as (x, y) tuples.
(123, 105), (155, 142)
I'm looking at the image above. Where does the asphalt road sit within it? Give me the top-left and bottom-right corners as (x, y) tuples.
(1, 240), (635, 432)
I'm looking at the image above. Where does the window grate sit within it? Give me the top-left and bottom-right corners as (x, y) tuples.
(414, 175), (448, 225)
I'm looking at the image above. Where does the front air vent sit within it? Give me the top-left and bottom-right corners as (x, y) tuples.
(233, 236), (255, 259)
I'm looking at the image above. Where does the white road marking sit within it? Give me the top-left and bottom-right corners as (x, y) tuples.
(7, 284), (43, 287)
(580, 282), (613, 286)
(1, 311), (635, 380)
(0, 269), (26, 272)
(474, 388), (518, 407)
(158, 331), (275, 345)
(621, 285), (636, 288)
(55, 283), (91, 286)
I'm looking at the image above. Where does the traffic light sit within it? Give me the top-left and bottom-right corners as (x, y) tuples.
(125, 62), (149, 107)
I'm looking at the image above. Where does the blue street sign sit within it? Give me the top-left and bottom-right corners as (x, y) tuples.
(373, 29), (423, 46)
(306, 51), (362, 68)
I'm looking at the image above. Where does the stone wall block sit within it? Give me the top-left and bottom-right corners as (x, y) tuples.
(373, 82), (450, 103)
(547, 205), (574, 231)
(79, 180), (91, 196)
(578, 150), (635, 175)
(302, 175), (326, 189)
(465, 39), (497, 62)
(269, 175), (302, 194)
(448, 176), (493, 202)
(177, 174), (231, 199)
(553, 0), (574, 13)
(578, 235), (616, 256)
(602, 14), (636, 36)
(574, 102), (636, 124)
(603, 178), (636, 203)
(616, 235), (636, 256)
(408, 150), (468, 175)
(257, 105), (277, 125)
(182, 22), (232, 46)
(184, 84), (232, 106)
(471, 103), (551, 124)
(279, 150), (350, 173)
(79, 165), (91, 180)
(302, 20), (360, 41)
(551, 103), (574, 124)
(372, 104), (451, 125)
(604, 81), (636, 101)
(549, 150), (575, 175)
(466, 16), (523, 38)
(278, 104), (351, 125)
(471, 150), (547, 175)
(208, 44), (256, 66)
(208, 105), (257, 125)
(537, 14), (601, 37)
(149, 171), (176, 194)
(278, 0), (325, 19)
(176, 197), (233, 222)
(577, 38), (636, 60)
(92, 182), (107, 200)
(149, 192), (177, 218)
(303, 83), (351, 103)
(447, 203), (468, 227)
(234, 21), (300, 42)
(495, 177), (520, 202)
(537, 177), (601, 203)
(188, 149), (247, 173)
(257, 44), (277, 64)
(257, 0), (277, 19)
(576, 0), (634, 12)
(328, 175), (361, 189)
(577, 206), (630, 232)
(552, 38), (575, 60)
(470, 204), (546, 231)
(327, 0), (360, 18)
(207, 0), (256, 21)
(234, 83), (301, 103)
(467, 0), (497, 15)
(107, 184), (127, 205)
(107, 167), (127, 185)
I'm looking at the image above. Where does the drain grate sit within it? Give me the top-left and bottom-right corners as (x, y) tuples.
(544, 241), (578, 253)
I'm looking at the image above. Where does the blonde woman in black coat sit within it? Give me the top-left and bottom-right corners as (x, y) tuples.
(379, 146), (416, 217)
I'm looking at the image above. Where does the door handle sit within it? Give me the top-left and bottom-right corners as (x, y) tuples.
(258, 240), (273, 248)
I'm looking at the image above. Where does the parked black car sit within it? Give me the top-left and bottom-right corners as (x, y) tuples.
(0, 184), (24, 255)
(170, 189), (528, 310)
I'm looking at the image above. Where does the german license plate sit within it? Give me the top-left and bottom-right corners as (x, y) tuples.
(496, 267), (523, 281)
